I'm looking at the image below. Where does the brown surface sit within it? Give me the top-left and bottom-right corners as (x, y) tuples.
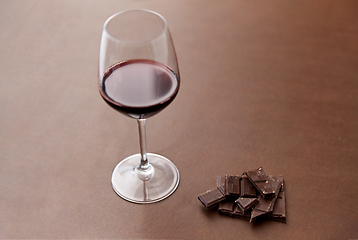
(1, 0), (358, 239)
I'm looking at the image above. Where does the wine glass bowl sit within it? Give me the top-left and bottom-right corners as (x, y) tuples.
(100, 59), (179, 119)
(98, 10), (180, 203)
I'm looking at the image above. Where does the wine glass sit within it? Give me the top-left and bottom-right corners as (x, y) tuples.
(98, 10), (180, 203)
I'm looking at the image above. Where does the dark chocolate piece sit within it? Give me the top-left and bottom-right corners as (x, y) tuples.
(268, 175), (284, 210)
(235, 197), (259, 213)
(256, 176), (283, 212)
(268, 195), (286, 223)
(254, 181), (275, 198)
(252, 195), (272, 213)
(240, 175), (257, 197)
(198, 188), (226, 208)
(245, 167), (275, 199)
(250, 209), (267, 222)
(250, 175), (283, 222)
(217, 175), (227, 195)
(268, 176), (286, 223)
(269, 175), (284, 190)
(233, 204), (251, 220)
(218, 201), (235, 216)
(246, 167), (267, 182)
(226, 175), (241, 196)
(217, 175), (242, 196)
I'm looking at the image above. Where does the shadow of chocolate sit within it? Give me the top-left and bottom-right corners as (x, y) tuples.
(199, 203), (219, 217)
(250, 217), (284, 229)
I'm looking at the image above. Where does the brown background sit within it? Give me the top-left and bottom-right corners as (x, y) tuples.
(1, 0), (358, 239)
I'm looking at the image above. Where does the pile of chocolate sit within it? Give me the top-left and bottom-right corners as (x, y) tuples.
(198, 167), (286, 223)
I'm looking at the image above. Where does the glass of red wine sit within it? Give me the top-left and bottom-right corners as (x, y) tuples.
(98, 10), (180, 203)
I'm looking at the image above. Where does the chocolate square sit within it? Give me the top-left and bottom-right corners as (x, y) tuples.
(250, 175), (284, 222)
(226, 175), (241, 197)
(235, 197), (259, 213)
(268, 176), (286, 223)
(245, 167), (275, 199)
(198, 188), (226, 208)
(217, 175), (242, 197)
(268, 196), (286, 223)
(240, 175), (257, 197)
(245, 167), (267, 182)
(250, 209), (267, 222)
(233, 204), (251, 220)
(218, 201), (235, 216)
(255, 180), (275, 198)
(253, 195), (273, 213)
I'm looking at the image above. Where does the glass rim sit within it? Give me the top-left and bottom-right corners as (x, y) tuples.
(103, 9), (168, 43)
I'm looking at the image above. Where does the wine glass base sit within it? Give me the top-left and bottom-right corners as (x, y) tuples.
(111, 153), (180, 203)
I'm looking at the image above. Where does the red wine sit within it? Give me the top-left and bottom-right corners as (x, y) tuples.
(99, 59), (179, 119)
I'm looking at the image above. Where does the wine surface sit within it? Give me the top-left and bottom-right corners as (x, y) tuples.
(100, 59), (179, 119)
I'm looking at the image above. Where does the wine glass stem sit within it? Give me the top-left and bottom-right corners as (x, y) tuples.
(137, 119), (149, 170)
